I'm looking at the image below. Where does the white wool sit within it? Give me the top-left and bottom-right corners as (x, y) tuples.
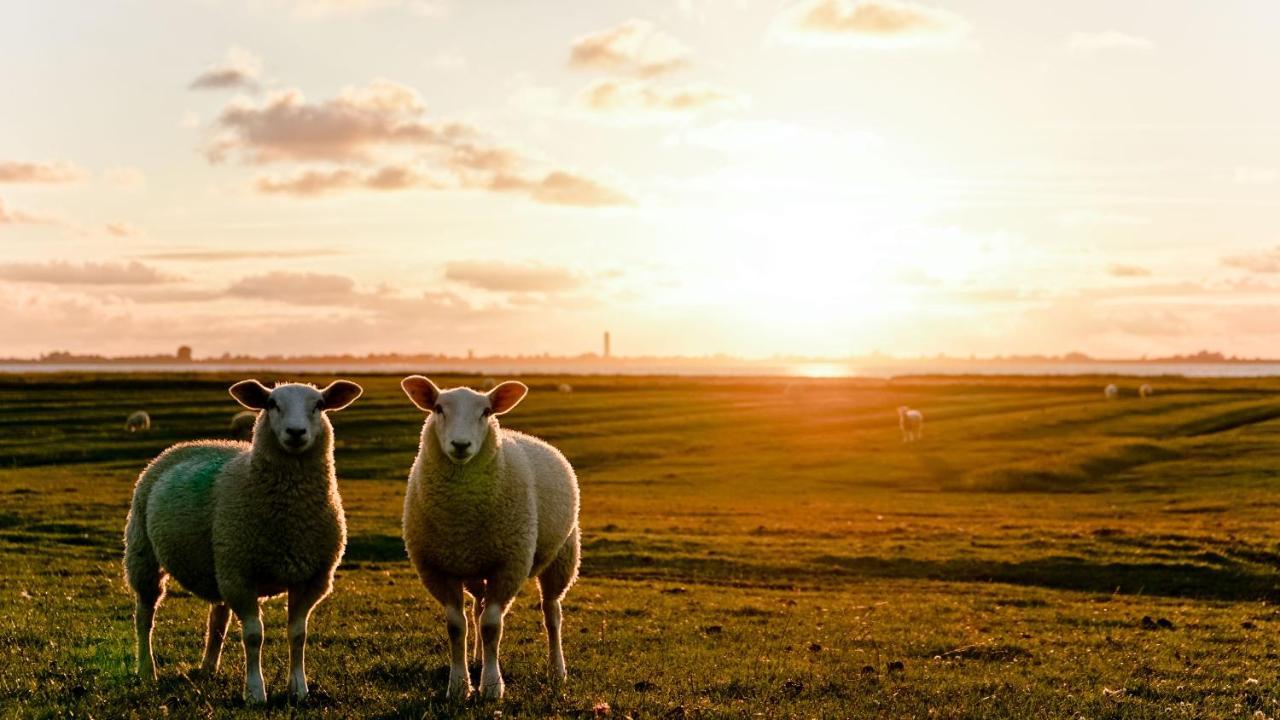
(897, 406), (924, 443)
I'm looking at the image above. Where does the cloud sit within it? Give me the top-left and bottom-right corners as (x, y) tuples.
(1222, 247), (1280, 274)
(777, 0), (969, 48)
(252, 164), (438, 196)
(489, 171), (634, 208)
(569, 19), (692, 77)
(1066, 31), (1154, 56)
(0, 260), (179, 285)
(444, 261), (582, 293)
(207, 80), (462, 164)
(226, 271), (359, 304)
(575, 79), (743, 119)
(0, 197), (57, 226)
(0, 160), (87, 184)
(1107, 263), (1151, 278)
(105, 222), (144, 238)
(208, 79), (630, 206)
(190, 47), (263, 91)
(136, 248), (343, 261)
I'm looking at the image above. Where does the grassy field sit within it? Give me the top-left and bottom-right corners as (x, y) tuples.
(3, 372), (1280, 718)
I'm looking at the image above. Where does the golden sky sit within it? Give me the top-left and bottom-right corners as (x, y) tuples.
(2, 0), (1278, 359)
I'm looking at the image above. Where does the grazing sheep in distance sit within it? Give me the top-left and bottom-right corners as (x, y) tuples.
(400, 376), (580, 700)
(1139, 383), (1153, 399)
(125, 411), (151, 433)
(480, 377), (498, 391)
(558, 383), (573, 393)
(1104, 384), (1119, 400)
(898, 406), (923, 443)
(229, 410), (256, 440)
(123, 379), (363, 704)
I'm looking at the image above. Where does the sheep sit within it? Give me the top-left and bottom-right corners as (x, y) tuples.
(123, 379), (363, 704)
(125, 411), (151, 433)
(400, 375), (580, 701)
(557, 383), (573, 393)
(897, 406), (924, 442)
(480, 377), (498, 391)
(1104, 384), (1119, 400)
(1139, 383), (1153, 399)
(229, 410), (256, 440)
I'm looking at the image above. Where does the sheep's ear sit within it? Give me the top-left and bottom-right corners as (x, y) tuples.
(321, 380), (363, 412)
(401, 375), (441, 412)
(488, 381), (528, 416)
(229, 380), (272, 410)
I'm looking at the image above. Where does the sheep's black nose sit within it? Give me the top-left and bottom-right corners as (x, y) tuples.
(286, 428), (307, 439)
(451, 440), (472, 453)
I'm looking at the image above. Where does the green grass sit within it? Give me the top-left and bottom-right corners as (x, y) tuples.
(3, 372), (1280, 718)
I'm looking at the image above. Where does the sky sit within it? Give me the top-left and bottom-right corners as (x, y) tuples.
(2, 0), (1279, 359)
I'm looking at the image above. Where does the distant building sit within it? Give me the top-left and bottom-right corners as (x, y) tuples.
(176, 345), (193, 362)
(603, 331), (611, 359)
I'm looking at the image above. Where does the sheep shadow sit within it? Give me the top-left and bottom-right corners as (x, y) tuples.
(343, 533), (407, 565)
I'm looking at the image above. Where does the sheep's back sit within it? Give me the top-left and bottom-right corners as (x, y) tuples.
(501, 430), (579, 574)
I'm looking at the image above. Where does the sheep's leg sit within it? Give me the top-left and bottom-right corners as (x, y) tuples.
(229, 600), (267, 704)
(124, 532), (165, 681)
(478, 576), (521, 700)
(464, 580), (486, 667)
(420, 570), (471, 699)
(286, 577), (329, 702)
(199, 604), (230, 675)
(538, 528), (580, 687)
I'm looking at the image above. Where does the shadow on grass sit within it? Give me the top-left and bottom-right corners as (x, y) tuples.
(344, 534), (406, 565)
(811, 553), (1280, 601)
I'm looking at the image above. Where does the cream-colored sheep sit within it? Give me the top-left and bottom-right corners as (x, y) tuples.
(1139, 383), (1153, 399)
(125, 411), (151, 433)
(557, 383), (573, 393)
(480, 377), (498, 391)
(400, 376), (580, 701)
(897, 406), (923, 442)
(1104, 384), (1119, 400)
(123, 379), (362, 704)
(229, 410), (257, 440)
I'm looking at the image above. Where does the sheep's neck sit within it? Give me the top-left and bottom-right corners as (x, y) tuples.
(250, 435), (336, 490)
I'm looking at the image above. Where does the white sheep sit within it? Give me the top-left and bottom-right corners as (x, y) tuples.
(1104, 384), (1119, 400)
(229, 410), (257, 440)
(480, 377), (498, 391)
(897, 406), (923, 442)
(123, 379), (363, 704)
(557, 383), (573, 393)
(125, 411), (151, 433)
(400, 376), (580, 701)
(1139, 383), (1153, 399)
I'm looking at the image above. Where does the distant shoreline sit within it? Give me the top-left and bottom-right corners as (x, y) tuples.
(4, 360), (1280, 379)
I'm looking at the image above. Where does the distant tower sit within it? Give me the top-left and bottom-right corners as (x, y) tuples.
(176, 345), (192, 362)
(467, 349), (474, 360)
(603, 331), (611, 359)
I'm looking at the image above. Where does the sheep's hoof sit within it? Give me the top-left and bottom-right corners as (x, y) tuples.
(446, 677), (472, 701)
(479, 681), (505, 701)
(243, 687), (268, 705)
(288, 681), (308, 703)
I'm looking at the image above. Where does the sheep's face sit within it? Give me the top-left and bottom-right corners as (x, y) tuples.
(402, 376), (528, 465)
(229, 380), (363, 455)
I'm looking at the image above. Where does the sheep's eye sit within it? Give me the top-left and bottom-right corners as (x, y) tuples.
(432, 405), (443, 414)
(481, 408), (493, 418)
(266, 399), (278, 411)
(314, 401), (324, 413)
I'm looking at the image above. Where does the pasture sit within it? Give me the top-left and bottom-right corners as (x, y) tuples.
(1, 372), (1280, 718)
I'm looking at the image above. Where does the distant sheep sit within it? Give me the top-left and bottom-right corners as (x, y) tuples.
(229, 410), (257, 440)
(480, 377), (498, 391)
(898, 406), (924, 442)
(123, 379), (363, 704)
(1104, 384), (1119, 400)
(401, 376), (580, 700)
(558, 383), (573, 393)
(125, 411), (151, 433)
(1139, 383), (1153, 399)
